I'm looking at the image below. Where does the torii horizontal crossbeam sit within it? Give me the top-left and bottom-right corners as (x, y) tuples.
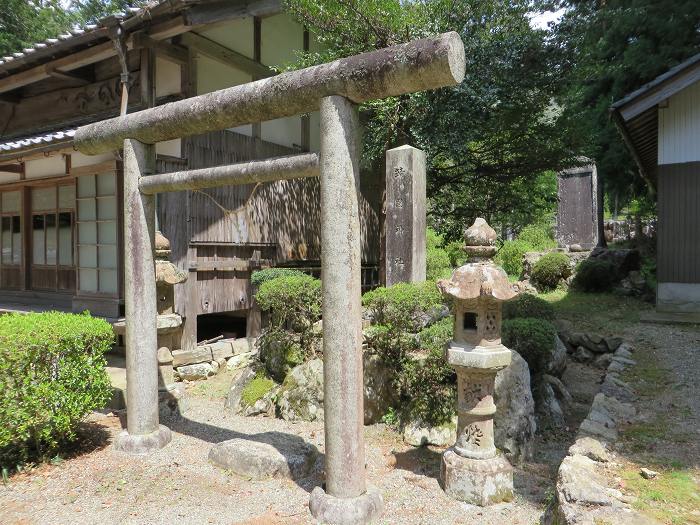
(74, 32), (465, 154)
(138, 152), (319, 194)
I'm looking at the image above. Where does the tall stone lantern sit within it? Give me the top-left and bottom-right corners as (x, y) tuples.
(437, 218), (516, 506)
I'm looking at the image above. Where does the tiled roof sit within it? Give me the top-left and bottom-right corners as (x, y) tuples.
(0, 129), (76, 153)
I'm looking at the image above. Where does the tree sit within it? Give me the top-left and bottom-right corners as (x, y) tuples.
(552, 0), (700, 209)
(284, 0), (581, 239)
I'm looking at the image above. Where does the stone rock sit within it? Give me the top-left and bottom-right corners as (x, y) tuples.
(464, 217), (497, 246)
(600, 375), (637, 403)
(225, 366), (257, 411)
(572, 346), (594, 363)
(579, 417), (618, 442)
(276, 359), (324, 422)
(441, 450), (513, 506)
(548, 335), (568, 377)
(363, 353), (397, 425)
(210, 360), (220, 373)
(158, 382), (188, 419)
(176, 362), (216, 381)
(568, 243), (585, 252)
(568, 436), (611, 462)
(557, 454), (619, 506)
(615, 343), (635, 359)
(591, 393), (636, 425)
(590, 247), (641, 276)
(605, 336), (624, 352)
(543, 374), (573, 407)
(494, 350), (536, 462)
(403, 418), (457, 447)
(511, 280), (537, 295)
(538, 382), (566, 428)
(259, 331), (304, 382)
(227, 352), (255, 371)
(243, 390), (277, 417)
(640, 468), (658, 479)
(172, 346), (214, 367)
(209, 436), (318, 480)
(593, 353), (614, 369)
(607, 359), (627, 374)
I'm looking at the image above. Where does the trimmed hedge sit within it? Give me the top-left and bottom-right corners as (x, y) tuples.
(362, 281), (443, 334)
(0, 312), (114, 468)
(502, 317), (556, 376)
(251, 267), (308, 287)
(572, 258), (618, 292)
(531, 252), (571, 291)
(503, 293), (555, 321)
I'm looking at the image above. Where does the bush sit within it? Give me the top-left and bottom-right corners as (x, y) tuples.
(517, 224), (556, 251)
(495, 240), (531, 278)
(362, 281), (443, 334)
(503, 293), (555, 321)
(572, 258), (618, 292)
(251, 267), (307, 287)
(502, 317), (556, 376)
(531, 252), (571, 291)
(426, 228), (453, 281)
(444, 240), (467, 268)
(256, 274), (321, 330)
(0, 312), (114, 468)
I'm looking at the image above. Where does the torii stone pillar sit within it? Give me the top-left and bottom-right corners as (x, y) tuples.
(309, 96), (383, 524)
(113, 139), (172, 454)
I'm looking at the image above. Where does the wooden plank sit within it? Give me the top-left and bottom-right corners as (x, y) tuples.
(131, 32), (189, 65)
(179, 32), (274, 79)
(183, 0), (282, 27)
(45, 66), (94, 86)
(69, 161), (117, 177)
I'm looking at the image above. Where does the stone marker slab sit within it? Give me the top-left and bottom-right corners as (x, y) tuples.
(208, 436), (318, 480)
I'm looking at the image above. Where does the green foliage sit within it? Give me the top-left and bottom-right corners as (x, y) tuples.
(503, 293), (555, 321)
(495, 240), (530, 278)
(518, 224), (556, 251)
(426, 228), (454, 281)
(0, 312), (113, 468)
(284, 0), (576, 238)
(250, 267), (307, 287)
(502, 317), (556, 376)
(572, 258), (618, 292)
(255, 274), (321, 381)
(240, 370), (276, 407)
(531, 252), (571, 292)
(362, 281), (443, 335)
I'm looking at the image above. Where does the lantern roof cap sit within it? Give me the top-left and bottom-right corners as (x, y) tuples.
(438, 263), (516, 302)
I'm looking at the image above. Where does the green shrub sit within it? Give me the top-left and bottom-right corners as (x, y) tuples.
(572, 258), (618, 292)
(426, 228), (453, 281)
(362, 281), (443, 334)
(444, 240), (467, 268)
(531, 252), (571, 291)
(503, 293), (555, 321)
(251, 267), (307, 287)
(518, 224), (556, 251)
(495, 240), (530, 278)
(0, 312), (114, 468)
(502, 317), (556, 376)
(256, 274), (321, 330)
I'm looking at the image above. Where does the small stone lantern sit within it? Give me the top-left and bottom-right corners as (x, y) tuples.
(437, 218), (516, 506)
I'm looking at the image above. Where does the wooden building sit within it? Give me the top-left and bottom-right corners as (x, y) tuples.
(611, 52), (700, 314)
(0, 0), (381, 346)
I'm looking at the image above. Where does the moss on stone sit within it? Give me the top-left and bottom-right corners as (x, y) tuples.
(241, 371), (276, 407)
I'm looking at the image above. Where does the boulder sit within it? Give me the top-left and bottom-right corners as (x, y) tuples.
(593, 353), (614, 369)
(363, 353), (398, 425)
(176, 362), (216, 381)
(258, 331), (304, 382)
(243, 391), (277, 417)
(494, 350), (536, 462)
(548, 335), (568, 377)
(568, 436), (611, 462)
(537, 381), (566, 428)
(403, 418), (457, 447)
(226, 351), (256, 371)
(589, 247), (641, 276)
(224, 366), (257, 411)
(276, 359), (324, 422)
(572, 346), (594, 363)
(209, 435), (318, 480)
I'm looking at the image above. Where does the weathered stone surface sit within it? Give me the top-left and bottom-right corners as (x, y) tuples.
(538, 381), (566, 427)
(226, 352), (255, 371)
(208, 436), (318, 480)
(309, 486), (384, 525)
(225, 366), (257, 411)
(593, 352), (614, 369)
(276, 359), (324, 422)
(441, 450), (514, 506)
(600, 375), (637, 402)
(615, 343), (635, 359)
(363, 353), (397, 425)
(591, 393), (636, 424)
(464, 217), (497, 247)
(605, 336), (623, 352)
(155, 260), (187, 285)
(590, 246), (641, 276)
(543, 374), (573, 407)
(159, 382), (188, 419)
(403, 418), (457, 447)
(549, 335), (568, 377)
(579, 417), (618, 441)
(176, 362), (216, 381)
(243, 392), (276, 417)
(572, 346), (595, 363)
(494, 350), (536, 462)
(172, 346), (214, 367)
(557, 454), (618, 506)
(568, 436), (611, 462)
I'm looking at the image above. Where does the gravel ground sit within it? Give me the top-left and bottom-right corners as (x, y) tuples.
(1, 389), (548, 525)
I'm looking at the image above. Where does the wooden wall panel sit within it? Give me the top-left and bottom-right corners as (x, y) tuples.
(657, 161), (700, 283)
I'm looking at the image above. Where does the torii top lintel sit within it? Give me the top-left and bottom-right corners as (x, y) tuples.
(74, 31), (465, 155)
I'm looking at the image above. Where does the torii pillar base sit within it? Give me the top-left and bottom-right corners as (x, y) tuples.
(310, 486), (384, 525)
(113, 424), (172, 455)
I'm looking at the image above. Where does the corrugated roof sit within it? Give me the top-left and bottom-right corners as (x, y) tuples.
(0, 129), (76, 153)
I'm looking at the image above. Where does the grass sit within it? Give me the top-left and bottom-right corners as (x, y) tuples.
(621, 467), (700, 524)
(240, 371), (276, 406)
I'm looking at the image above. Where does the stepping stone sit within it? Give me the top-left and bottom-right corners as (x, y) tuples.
(209, 435), (318, 480)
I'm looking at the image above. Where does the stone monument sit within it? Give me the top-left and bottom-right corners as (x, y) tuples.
(556, 163), (599, 250)
(437, 218), (515, 505)
(384, 145), (426, 286)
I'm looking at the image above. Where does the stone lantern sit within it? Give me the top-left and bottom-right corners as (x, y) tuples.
(437, 218), (516, 506)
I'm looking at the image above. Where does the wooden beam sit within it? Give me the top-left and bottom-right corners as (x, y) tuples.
(131, 32), (189, 65)
(183, 0), (282, 27)
(0, 163), (23, 173)
(45, 66), (94, 86)
(0, 93), (21, 105)
(179, 32), (274, 79)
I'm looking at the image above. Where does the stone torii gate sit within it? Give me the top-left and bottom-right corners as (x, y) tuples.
(75, 32), (465, 524)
